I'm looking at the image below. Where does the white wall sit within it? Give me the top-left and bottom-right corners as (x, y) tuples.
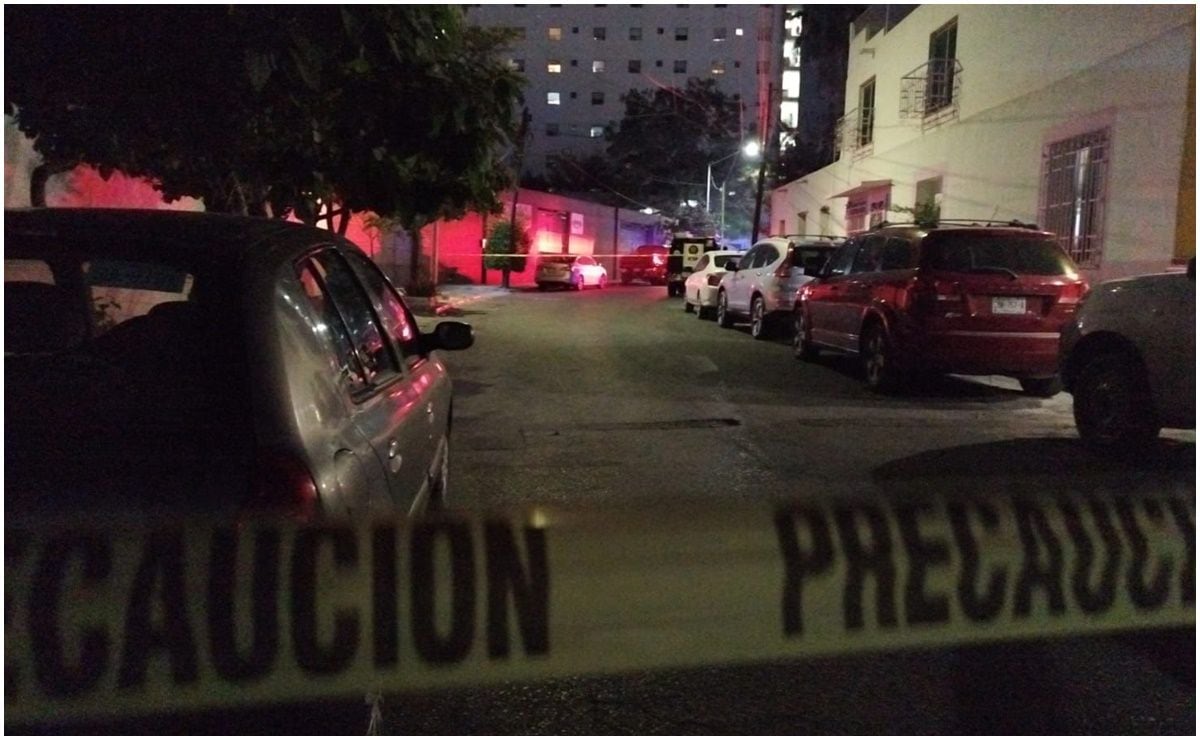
(772, 5), (1195, 283)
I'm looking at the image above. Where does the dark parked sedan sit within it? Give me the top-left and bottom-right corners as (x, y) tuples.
(5, 208), (473, 520)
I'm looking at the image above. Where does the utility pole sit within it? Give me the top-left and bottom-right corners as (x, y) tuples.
(751, 84), (776, 244)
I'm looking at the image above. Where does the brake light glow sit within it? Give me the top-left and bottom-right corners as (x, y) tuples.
(246, 450), (319, 521)
(908, 276), (963, 316)
(652, 253), (665, 266)
(707, 273), (724, 287)
(1055, 280), (1090, 305)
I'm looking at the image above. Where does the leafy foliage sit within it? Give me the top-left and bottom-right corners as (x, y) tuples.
(890, 201), (942, 229)
(5, 6), (524, 233)
(536, 78), (756, 237)
(483, 219), (531, 274)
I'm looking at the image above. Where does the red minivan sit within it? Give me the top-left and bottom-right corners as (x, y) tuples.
(793, 223), (1088, 395)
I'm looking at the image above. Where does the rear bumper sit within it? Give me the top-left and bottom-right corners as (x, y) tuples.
(901, 328), (1062, 377)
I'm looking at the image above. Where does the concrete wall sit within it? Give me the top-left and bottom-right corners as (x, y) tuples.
(771, 5), (1195, 283)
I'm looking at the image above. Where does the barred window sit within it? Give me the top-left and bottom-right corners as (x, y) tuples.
(1039, 129), (1109, 268)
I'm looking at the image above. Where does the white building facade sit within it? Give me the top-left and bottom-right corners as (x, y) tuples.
(770, 5), (1195, 283)
(464, 4), (784, 175)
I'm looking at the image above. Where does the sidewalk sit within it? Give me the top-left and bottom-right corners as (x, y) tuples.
(406, 284), (511, 316)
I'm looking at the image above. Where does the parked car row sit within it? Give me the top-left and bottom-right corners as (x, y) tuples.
(684, 221), (1195, 451)
(536, 253), (608, 290)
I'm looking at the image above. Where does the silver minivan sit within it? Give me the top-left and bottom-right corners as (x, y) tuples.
(5, 209), (473, 520)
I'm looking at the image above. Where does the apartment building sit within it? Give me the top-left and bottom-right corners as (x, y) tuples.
(769, 5), (1195, 283)
(464, 4), (784, 175)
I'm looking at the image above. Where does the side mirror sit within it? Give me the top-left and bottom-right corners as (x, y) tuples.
(424, 321), (474, 352)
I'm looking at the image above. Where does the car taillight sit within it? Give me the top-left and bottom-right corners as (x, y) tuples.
(707, 273), (725, 287)
(246, 450), (319, 521)
(652, 254), (664, 266)
(1055, 280), (1090, 306)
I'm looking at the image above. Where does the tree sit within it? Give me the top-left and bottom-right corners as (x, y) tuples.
(605, 79), (757, 238)
(483, 219), (531, 289)
(5, 6), (524, 286)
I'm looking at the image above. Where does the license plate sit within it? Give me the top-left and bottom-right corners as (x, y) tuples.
(992, 297), (1027, 315)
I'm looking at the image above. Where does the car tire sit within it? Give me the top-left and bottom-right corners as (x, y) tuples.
(717, 291), (734, 328)
(537, 283), (547, 291)
(575, 276), (585, 291)
(684, 296), (695, 313)
(1019, 376), (1062, 398)
(1072, 352), (1160, 453)
(598, 275), (607, 290)
(696, 301), (709, 320)
(749, 296), (769, 340)
(793, 308), (818, 361)
(862, 323), (902, 393)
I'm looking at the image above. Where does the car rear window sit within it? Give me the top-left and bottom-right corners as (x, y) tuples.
(539, 255), (574, 265)
(922, 233), (1077, 275)
(789, 246), (834, 270)
(711, 254), (737, 269)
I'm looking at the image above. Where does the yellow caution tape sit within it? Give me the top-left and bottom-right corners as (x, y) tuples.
(5, 491), (1193, 724)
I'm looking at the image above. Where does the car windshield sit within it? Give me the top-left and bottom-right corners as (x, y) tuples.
(922, 233), (1077, 275)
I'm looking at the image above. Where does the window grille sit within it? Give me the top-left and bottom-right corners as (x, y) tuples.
(1039, 129), (1109, 268)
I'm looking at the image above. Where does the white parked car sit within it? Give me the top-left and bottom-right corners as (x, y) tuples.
(683, 250), (742, 319)
(1060, 259), (1195, 452)
(716, 237), (839, 339)
(536, 254), (608, 290)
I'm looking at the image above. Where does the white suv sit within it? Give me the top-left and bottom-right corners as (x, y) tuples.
(716, 236), (839, 339)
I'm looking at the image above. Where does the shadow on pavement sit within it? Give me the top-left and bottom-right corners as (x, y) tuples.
(872, 436), (1196, 493)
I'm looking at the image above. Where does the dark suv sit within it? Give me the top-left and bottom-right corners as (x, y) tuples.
(619, 244), (668, 285)
(792, 222), (1089, 394)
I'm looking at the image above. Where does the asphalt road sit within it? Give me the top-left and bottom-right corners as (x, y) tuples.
(440, 284), (1194, 510)
(395, 284), (1194, 735)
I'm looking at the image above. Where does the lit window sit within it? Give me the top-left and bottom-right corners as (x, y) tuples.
(592, 60), (606, 73)
(547, 92), (561, 106)
(628, 59), (642, 73)
(711, 60), (726, 75)
(713, 27), (727, 41)
(630, 27), (642, 41)
(590, 126), (605, 138)
(673, 60), (687, 74)
(675, 27), (688, 41)
(547, 61), (562, 73)
(593, 26), (606, 40)
(591, 91), (605, 105)
(548, 27), (562, 41)
(735, 28), (744, 36)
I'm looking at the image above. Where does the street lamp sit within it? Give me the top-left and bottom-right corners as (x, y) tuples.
(706, 141), (760, 236)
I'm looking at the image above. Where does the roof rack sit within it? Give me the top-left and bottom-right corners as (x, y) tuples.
(872, 219), (1041, 231)
(782, 233), (845, 242)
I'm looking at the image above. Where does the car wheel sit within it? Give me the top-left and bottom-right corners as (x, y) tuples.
(862, 323), (902, 393)
(793, 308), (818, 361)
(1019, 376), (1062, 398)
(598, 275), (607, 289)
(717, 291), (734, 328)
(749, 296), (769, 340)
(575, 275), (585, 291)
(1073, 352), (1160, 453)
(684, 295), (695, 313)
(696, 299), (709, 320)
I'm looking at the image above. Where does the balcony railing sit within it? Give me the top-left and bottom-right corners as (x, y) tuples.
(900, 58), (963, 127)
